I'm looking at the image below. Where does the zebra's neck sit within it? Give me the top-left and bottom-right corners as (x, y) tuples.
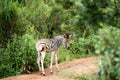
(53, 35), (63, 46)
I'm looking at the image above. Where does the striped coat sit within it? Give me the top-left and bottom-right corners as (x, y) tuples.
(36, 34), (70, 76)
(36, 35), (69, 52)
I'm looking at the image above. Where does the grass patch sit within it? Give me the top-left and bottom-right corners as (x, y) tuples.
(56, 70), (97, 80)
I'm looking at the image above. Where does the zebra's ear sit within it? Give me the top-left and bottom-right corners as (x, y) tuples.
(69, 34), (72, 38)
(63, 33), (71, 38)
(63, 34), (68, 38)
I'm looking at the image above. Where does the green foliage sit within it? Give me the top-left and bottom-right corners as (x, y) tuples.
(0, 0), (120, 79)
(56, 71), (96, 80)
(79, 0), (120, 27)
(0, 0), (19, 46)
(94, 26), (120, 80)
(58, 47), (72, 62)
(58, 36), (95, 63)
(70, 36), (95, 57)
(0, 33), (37, 78)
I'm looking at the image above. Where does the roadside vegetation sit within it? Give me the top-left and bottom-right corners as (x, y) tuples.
(0, 0), (120, 80)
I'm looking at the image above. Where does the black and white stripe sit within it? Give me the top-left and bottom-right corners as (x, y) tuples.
(36, 34), (70, 76)
(36, 35), (64, 52)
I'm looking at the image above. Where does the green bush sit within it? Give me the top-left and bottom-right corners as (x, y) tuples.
(69, 36), (95, 58)
(94, 26), (120, 80)
(0, 1), (19, 46)
(57, 35), (96, 63)
(0, 33), (37, 78)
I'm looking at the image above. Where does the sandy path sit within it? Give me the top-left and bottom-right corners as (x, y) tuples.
(1, 57), (99, 80)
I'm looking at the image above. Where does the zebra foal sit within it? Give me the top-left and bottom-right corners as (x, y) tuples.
(36, 33), (71, 76)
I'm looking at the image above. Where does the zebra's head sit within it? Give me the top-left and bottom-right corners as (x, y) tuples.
(62, 33), (71, 49)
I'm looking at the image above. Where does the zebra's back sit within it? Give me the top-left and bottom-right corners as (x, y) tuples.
(36, 39), (59, 52)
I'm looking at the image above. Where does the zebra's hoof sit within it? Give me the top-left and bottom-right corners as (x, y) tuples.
(43, 74), (46, 76)
(50, 72), (53, 74)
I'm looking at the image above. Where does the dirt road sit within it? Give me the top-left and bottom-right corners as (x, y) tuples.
(1, 57), (99, 80)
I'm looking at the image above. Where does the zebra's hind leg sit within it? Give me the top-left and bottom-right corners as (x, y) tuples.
(37, 52), (42, 74)
(40, 51), (46, 76)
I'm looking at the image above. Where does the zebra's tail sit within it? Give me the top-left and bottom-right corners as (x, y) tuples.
(36, 43), (45, 52)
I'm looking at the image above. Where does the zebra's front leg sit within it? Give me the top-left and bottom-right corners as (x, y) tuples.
(41, 52), (46, 76)
(55, 52), (60, 71)
(50, 51), (55, 74)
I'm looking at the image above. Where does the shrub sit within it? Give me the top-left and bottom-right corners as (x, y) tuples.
(69, 36), (95, 58)
(57, 35), (96, 63)
(0, 1), (19, 46)
(0, 33), (37, 78)
(94, 26), (120, 80)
